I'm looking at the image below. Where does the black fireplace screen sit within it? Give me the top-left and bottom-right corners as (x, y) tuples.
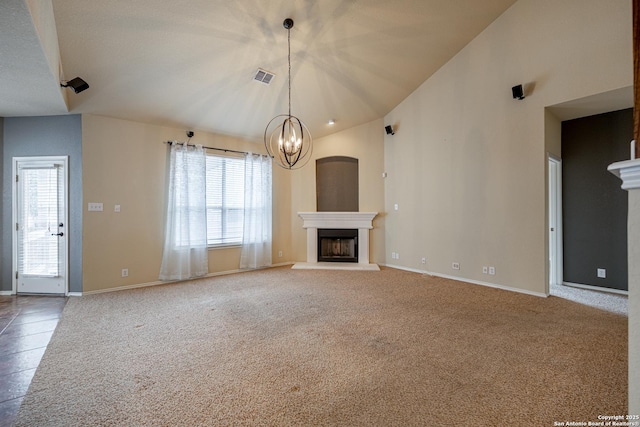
(318, 229), (358, 263)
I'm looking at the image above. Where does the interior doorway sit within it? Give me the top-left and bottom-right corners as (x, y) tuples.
(548, 155), (563, 289)
(12, 156), (69, 295)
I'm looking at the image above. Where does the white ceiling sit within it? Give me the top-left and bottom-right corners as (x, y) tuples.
(0, 0), (68, 117)
(1, 0), (519, 141)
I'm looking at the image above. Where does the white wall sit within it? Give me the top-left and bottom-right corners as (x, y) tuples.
(383, 0), (632, 294)
(81, 114), (292, 293)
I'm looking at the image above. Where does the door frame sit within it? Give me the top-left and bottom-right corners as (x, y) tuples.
(12, 156), (70, 295)
(548, 154), (563, 290)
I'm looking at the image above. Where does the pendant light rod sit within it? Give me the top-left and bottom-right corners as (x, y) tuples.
(283, 18), (295, 119)
(263, 17), (313, 170)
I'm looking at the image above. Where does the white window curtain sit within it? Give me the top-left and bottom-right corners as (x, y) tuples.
(240, 153), (272, 269)
(159, 143), (209, 280)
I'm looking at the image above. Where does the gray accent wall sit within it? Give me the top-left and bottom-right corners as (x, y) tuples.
(561, 108), (631, 292)
(316, 156), (359, 212)
(2, 115), (83, 293)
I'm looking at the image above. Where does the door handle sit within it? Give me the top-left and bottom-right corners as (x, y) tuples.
(51, 232), (64, 237)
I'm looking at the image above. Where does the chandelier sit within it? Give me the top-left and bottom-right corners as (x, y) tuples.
(264, 18), (312, 170)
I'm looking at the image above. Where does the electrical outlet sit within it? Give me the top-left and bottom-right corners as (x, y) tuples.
(396, 253), (400, 260)
(278, 250), (283, 257)
(394, 203), (399, 211)
(597, 268), (606, 278)
(452, 262), (460, 270)
(421, 257), (426, 264)
(121, 268), (128, 277)
(482, 266), (488, 274)
(114, 205), (121, 212)
(391, 252), (396, 259)
(489, 266), (496, 275)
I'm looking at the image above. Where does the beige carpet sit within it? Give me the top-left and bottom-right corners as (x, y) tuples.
(15, 267), (627, 426)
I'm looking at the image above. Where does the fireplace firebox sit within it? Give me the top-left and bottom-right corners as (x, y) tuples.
(317, 229), (358, 263)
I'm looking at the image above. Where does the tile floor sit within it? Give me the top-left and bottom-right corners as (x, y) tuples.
(550, 283), (628, 316)
(0, 295), (67, 427)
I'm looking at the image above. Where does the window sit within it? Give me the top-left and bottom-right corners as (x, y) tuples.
(205, 154), (245, 246)
(18, 165), (63, 276)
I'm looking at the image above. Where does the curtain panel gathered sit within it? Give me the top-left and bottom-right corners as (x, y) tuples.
(159, 143), (209, 280)
(240, 153), (272, 269)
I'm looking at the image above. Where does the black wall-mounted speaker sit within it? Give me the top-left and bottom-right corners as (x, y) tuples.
(512, 84), (525, 100)
(61, 77), (89, 94)
(385, 125), (395, 135)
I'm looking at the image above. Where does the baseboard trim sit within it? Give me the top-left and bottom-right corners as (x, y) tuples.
(380, 264), (425, 274)
(0, 291), (14, 296)
(561, 281), (628, 296)
(83, 280), (168, 295)
(382, 263), (548, 298)
(67, 292), (83, 297)
(270, 261), (295, 268)
(49, 262), (552, 299)
(82, 263), (295, 296)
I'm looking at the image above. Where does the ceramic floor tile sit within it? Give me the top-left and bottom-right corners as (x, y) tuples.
(0, 397), (23, 427)
(0, 310), (19, 320)
(1, 319), (60, 339)
(18, 302), (66, 316)
(0, 307), (20, 317)
(0, 368), (36, 402)
(10, 311), (61, 326)
(0, 318), (15, 335)
(0, 331), (53, 356)
(0, 348), (46, 375)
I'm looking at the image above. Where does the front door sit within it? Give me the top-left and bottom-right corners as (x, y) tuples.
(13, 157), (68, 294)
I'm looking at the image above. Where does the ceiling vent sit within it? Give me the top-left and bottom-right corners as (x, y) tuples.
(254, 68), (275, 85)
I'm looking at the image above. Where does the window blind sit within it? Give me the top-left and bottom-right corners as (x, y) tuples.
(17, 166), (61, 277)
(205, 154), (245, 246)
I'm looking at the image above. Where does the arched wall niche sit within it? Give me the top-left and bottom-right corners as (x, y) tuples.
(316, 156), (359, 212)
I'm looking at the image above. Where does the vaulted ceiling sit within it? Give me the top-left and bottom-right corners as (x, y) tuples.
(0, 0), (519, 141)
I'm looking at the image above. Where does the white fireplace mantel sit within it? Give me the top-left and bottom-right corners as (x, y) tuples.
(298, 211), (377, 230)
(292, 212), (379, 271)
(608, 158), (640, 190)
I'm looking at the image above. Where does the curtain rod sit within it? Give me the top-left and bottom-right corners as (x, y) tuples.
(165, 140), (258, 156)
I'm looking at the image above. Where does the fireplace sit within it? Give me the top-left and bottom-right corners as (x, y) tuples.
(292, 212), (379, 270)
(318, 229), (358, 263)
